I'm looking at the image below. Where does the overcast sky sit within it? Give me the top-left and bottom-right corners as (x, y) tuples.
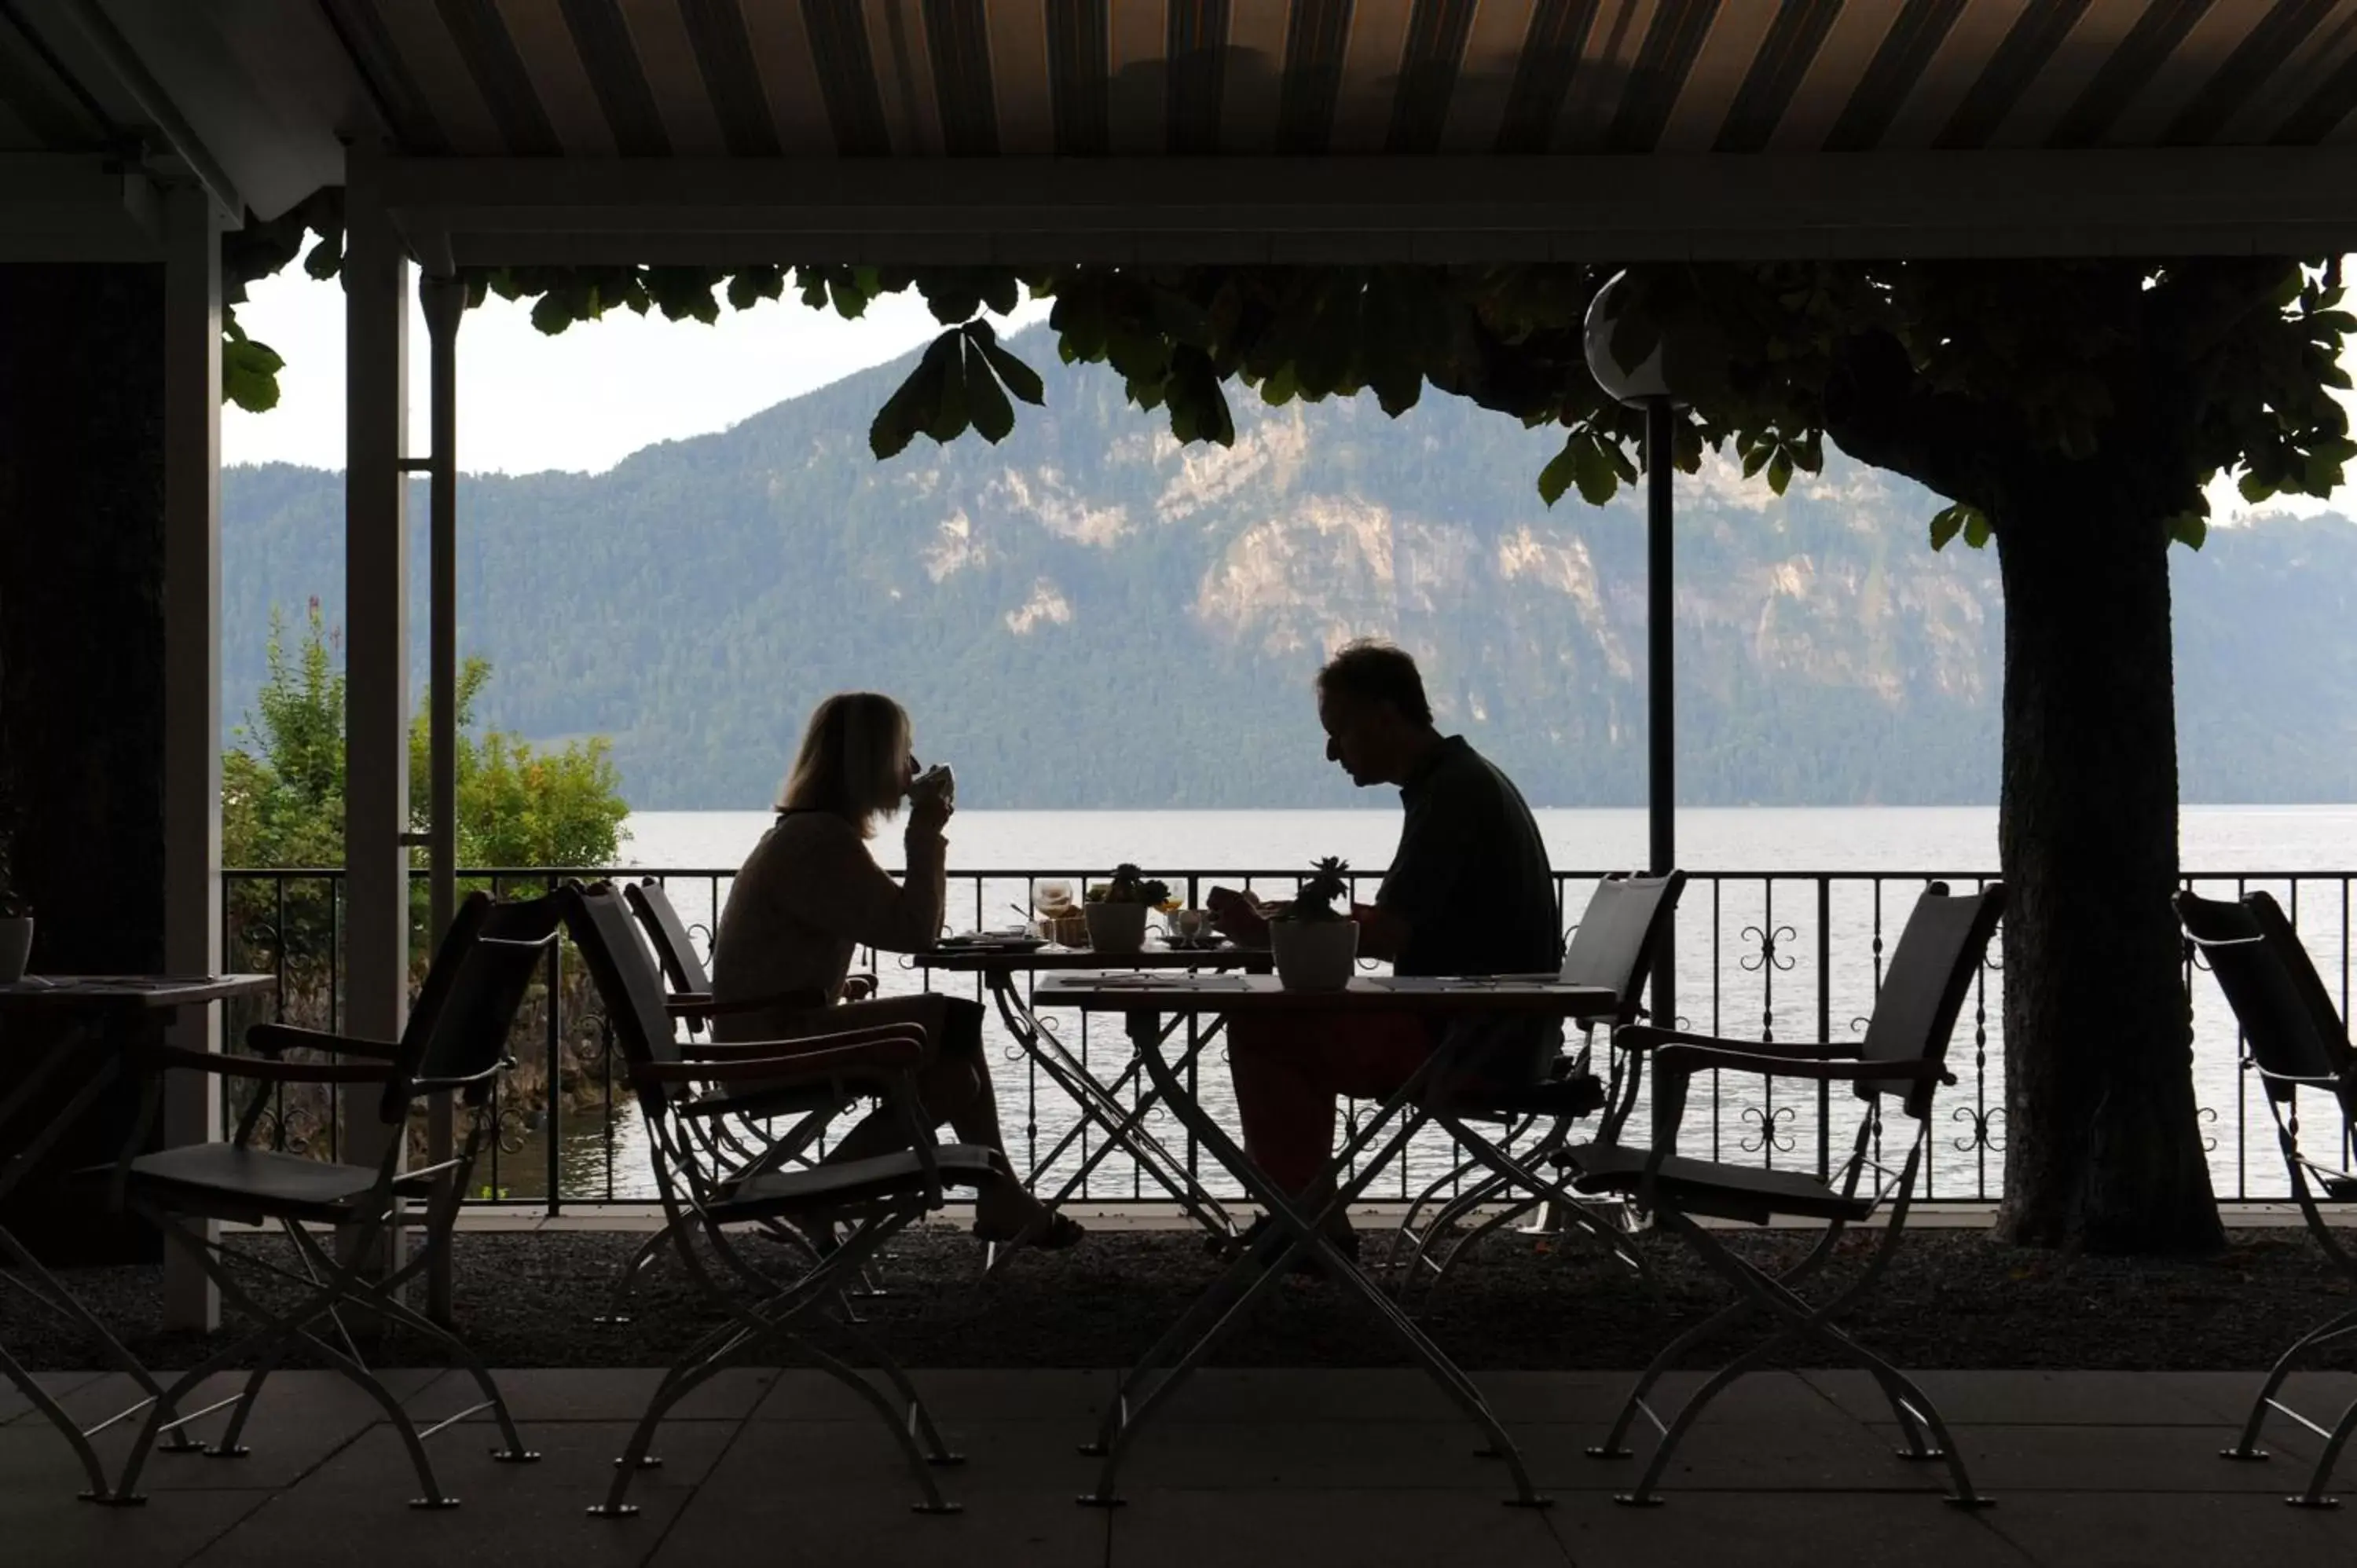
(221, 267), (2330, 522)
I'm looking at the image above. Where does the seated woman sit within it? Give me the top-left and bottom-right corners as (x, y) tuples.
(708, 691), (1082, 1251)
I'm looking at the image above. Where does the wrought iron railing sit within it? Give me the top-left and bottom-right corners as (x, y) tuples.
(217, 864), (2353, 1210)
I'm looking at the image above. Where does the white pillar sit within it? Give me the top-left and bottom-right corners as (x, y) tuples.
(342, 153), (412, 1209)
(160, 181), (222, 1331)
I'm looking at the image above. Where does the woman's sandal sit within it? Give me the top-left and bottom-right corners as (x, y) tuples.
(972, 1210), (1087, 1252)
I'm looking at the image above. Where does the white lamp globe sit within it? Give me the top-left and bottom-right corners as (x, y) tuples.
(1583, 272), (1684, 408)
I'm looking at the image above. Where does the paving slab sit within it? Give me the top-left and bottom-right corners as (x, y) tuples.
(754, 1366), (1112, 1424)
(186, 1419), (740, 1568)
(1516, 1414), (1945, 1495)
(1549, 1489), (2034, 1568)
(1980, 1488), (2357, 1566)
(1108, 1485), (1573, 1568)
(1484, 1368), (1860, 1427)
(1805, 1368), (2235, 1427)
(0, 1475), (268, 1568)
(725, 1413), (1114, 1495)
(452, 1365), (775, 1423)
(0, 1368), (107, 1427)
(1095, 1416), (1516, 1493)
(656, 1416), (1107, 1568)
(0, 1369), (453, 1493)
(1865, 1421), (2338, 1493)
(2165, 1368), (2357, 1427)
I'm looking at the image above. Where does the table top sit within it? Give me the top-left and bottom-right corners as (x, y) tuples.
(0, 973), (277, 1009)
(1034, 973), (1618, 1016)
(917, 943), (1275, 973)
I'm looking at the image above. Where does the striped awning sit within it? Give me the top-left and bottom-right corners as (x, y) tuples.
(12, 2), (2357, 258)
(307, 1), (2357, 161)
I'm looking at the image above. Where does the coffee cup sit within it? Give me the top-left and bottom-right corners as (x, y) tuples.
(909, 763), (955, 811)
(1170, 909), (1215, 942)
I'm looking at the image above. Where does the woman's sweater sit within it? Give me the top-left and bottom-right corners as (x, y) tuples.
(707, 810), (947, 1041)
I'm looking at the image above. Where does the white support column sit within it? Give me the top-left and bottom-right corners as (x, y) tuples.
(342, 152), (412, 1229)
(160, 180), (222, 1332)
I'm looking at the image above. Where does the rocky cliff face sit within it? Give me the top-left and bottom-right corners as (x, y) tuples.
(219, 328), (2357, 810)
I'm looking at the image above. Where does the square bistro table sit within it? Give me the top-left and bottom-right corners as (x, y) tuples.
(1034, 972), (1616, 1507)
(915, 942), (1273, 1247)
(0, 974), (276, 1501)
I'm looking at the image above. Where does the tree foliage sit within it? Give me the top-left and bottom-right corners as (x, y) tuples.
(222, 190), (2351, 537)
(224, 600), (629, 870)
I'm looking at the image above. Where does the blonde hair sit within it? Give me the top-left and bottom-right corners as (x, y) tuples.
(777, 693), (911, 838)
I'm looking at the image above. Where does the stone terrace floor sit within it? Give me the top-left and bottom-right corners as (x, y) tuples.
(8, 1367), (2357, 1566)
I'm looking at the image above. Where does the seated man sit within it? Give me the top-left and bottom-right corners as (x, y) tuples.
(1209, 640), (1562, 1261)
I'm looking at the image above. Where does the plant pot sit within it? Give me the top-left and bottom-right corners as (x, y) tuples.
(0, 916), (31, 985)
(1083, 900), (1149, 955)
(1270, 918), (1358, 991)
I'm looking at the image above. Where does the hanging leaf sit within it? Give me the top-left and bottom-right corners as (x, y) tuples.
(222, 335), (286, 413)
(1961, 511), (1992, 548)
(966, 320), (1045, 405)
(869, 332), (960, 459)
(1538, 438), (1580, 507)
(1765, 449), (1794, 496)
(918, 333), (971, 444)
(726, 266), (784, 311)
(1928, 502), (1970, 551)
(1165, 346), (1234, 446)
(962, 339), (1016, 443)
(1571, 438), (1618, 506)
(2166, 510), (2209, 550)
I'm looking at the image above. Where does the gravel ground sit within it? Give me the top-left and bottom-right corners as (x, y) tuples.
(6, 1225), (2353, 1374)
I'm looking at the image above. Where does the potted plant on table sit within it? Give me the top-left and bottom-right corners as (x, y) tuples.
(1083, 864), (1171, 956)
(1270, 857), (1358, 991)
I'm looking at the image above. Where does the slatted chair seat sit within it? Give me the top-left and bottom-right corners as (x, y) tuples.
(101, 890), (563, 1508)
(123, 1145), (442, 1225)
(710, 1146), (999, 1222)
(1564, 1144), (1877, 1225)
(594, 878), (881, 1324)
(2179, 888), (2357, 1509)
(564, 881), (975, 1519)
(1559, 881), (2004, 1510)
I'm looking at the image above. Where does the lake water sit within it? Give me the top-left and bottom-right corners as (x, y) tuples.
(540, 805), (2357, 1207)
(614, 803), (2357, 878)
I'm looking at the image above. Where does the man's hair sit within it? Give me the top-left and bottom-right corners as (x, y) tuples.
(1316, 640), (1432, 727)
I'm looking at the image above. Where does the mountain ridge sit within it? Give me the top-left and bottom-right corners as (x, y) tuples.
(219, 331), (2357, 810)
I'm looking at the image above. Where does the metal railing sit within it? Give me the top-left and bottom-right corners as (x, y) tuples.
(217, 864), (2353, 1210)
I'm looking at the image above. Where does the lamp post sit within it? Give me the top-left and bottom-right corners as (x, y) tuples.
(1583, 274), (1681, 1025)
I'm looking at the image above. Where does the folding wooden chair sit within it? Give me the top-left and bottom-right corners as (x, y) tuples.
(595, 878), (866, 1322)
(1560, 881), (2004, 1508)
(108, 889), (563, 1507)
(1387, 871), (1685, 1308)
(563, 882), (993, 1519)
(624, 877), (872, 1033)
(2178, 887), (2357, 1508)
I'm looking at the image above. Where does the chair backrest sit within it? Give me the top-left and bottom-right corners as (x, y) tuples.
(398, 889), (565, 1114)
(625, 879), (711, 994)
(563, 881), (688, 1107)
(1857, 881), (2007, 1119)
(2176, 888), (2355, 1106)
(1559, 871), (1686, 1026)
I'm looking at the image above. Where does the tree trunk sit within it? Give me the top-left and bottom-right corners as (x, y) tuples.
(1989, 489), (2222, 1253)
